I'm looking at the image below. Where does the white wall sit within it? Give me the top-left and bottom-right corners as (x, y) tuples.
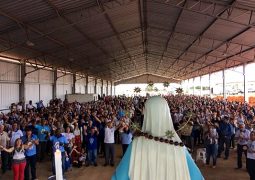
(75, 77), (86, 94)
(25, 67), (53, 105)
(0, 60), (109, 110)
(56, 72), (72, 100)
(0, 61), (20, 110)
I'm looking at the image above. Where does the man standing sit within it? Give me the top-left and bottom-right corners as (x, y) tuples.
(36, 119), (50, 161)
(104, 120), (115, 166)
(218, 116), (232, 160)
(86, 126), (98, 166)
(22, 127), (39, 180)
(235, 122), (250, 169)
(0, 124), (10, 174)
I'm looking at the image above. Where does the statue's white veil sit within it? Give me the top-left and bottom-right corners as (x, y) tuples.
(129, 96), (191, 180)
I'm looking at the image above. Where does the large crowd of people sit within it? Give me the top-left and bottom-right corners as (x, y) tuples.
(0, 95), (255, 180)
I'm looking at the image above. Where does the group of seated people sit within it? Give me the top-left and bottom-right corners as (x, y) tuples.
(0, 95), (255, 180)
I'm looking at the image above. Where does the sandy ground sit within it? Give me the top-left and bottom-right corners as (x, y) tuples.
(0, 145), (249, 180)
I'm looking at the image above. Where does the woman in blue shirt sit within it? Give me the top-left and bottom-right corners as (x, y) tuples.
(120, 124), (132, 156)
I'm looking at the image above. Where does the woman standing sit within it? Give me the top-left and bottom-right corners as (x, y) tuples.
(0, 138), (32, 180)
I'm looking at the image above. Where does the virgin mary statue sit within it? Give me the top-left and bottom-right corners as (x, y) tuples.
(112, 96), (204, 180)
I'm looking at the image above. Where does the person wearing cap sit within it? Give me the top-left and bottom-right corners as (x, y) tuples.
(235, 122), (250, 169)
(0, 124), (10, 174)
(86, 126), (99, 166)
(21, 127), (39, 180)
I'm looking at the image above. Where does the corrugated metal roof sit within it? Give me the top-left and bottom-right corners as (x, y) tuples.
(0, 0), (254, 82)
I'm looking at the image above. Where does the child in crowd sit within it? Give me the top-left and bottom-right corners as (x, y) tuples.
(86, 126), (98, 166)
(70, 146), (86, 168)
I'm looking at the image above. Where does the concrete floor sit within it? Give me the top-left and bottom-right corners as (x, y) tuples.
(0, 145), (249, 180)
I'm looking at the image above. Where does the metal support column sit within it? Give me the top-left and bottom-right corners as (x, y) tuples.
(193, 78), (195, 95)
(72, 74), (76, 94)
(101, 79), (104, 97)
(85, 75), (88, 94)
(19, 62), (26, 103)
(243, 63), (248, 103)
(94, 78), (97, 94)
(53, 69), (57, 99)
(223, 69), (226, 100)
(106, 81), (109, 96)
(200, 76), (202, 96)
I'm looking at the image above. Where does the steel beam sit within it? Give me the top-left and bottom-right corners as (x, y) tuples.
(163, 0), (237, 76)
(154, 0), (187, 74)
(45, 0), (127, 78)
(97, 0), (139, 74)
(138, 0), (148, 72)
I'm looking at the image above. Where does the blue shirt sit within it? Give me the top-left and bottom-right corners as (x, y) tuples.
(36, 125), (50, 142)
(219, 122), (232, 138)
(87, 134), (98, 150)
(21, 134), (38, 157)
(121, 132), (132, 145)
(50, 135), (68, 153)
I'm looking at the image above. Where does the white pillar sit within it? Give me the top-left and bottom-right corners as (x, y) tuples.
(243, 63), (248, 103)
(200, 76), (202, 96)
(209, 73), (211, 98)
(111, 81), (113, 96)
(193, 78), (195, 95)
(223, 70), (226, 100)
(106, 81), (109, 96)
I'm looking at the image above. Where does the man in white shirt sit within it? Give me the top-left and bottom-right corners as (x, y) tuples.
(104, 120), (116, 166)
(9, 122), (23, 147)
(235, 122), (250, 169)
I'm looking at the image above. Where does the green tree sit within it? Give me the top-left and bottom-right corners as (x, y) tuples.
(176, 87), (183, 94)
(134, 87), (141, 93)
(163, 82), (170, 88)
